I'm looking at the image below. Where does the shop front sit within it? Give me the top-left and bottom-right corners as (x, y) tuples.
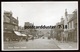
(68, 29), (76, 42)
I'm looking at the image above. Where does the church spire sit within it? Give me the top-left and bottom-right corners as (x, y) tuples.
(65, 9), (68, 21)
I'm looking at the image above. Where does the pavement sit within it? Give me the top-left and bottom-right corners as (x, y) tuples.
(3, 37), (60, 51)
(3, 37), (78, 51)
(52, 38), (78, 50)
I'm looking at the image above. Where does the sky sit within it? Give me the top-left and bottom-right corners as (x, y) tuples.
(2, 1), (78, 27)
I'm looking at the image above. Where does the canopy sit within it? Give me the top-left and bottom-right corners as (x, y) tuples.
(14, 31), (26, 36)
(22, 34), (27, 36)
(14, 31), (22, 36)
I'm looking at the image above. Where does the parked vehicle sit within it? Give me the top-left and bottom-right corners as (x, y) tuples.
(48, 36), (51, 39)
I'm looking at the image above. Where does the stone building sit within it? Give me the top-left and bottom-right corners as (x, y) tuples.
(24, 22), (37, 39)
(3, 11), (19, 41)
(53, 17), (64, 41)
(67, 9), (77, 42)
(64, 9), (77, 42)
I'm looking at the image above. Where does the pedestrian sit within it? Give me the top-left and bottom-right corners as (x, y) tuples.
(26, 36), (28, 41)
(63, 32), (68, 43)
(32, 36), (34, 40)
(61, 32), (64, 43)
(26, 38), (28, 41)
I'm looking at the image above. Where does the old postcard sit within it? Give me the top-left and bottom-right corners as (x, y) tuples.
(1, 1), (78, 51)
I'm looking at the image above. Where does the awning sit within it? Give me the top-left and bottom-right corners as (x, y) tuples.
(14, 31), (27, 36)
(14, 31), (22, 36)
(21, 34), (26, 36)
(29, 35), (33, 37)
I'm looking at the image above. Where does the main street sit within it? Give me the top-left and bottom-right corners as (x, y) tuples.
(4, 37), (60, 50)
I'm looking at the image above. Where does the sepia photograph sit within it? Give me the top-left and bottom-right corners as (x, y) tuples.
(1, 1), (78, 51)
